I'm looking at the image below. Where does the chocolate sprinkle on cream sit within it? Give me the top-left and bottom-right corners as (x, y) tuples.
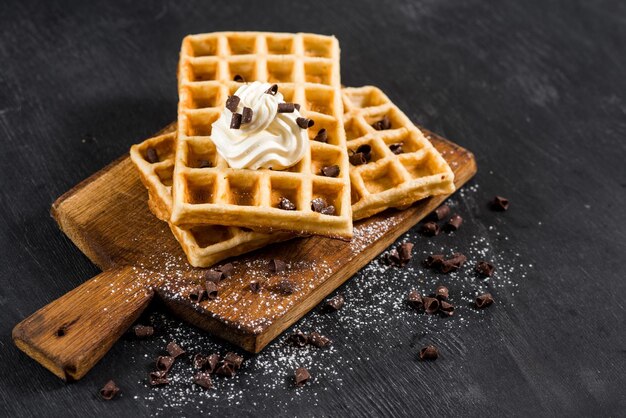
(294, 103), (301, 111)
(242, 107), (253, 123)
(146, 147), (159, 164)
(491, 196), (510, 211)
(277, 102), (295, 113)
(322, 294), (344, 313)
(225, 95), (240, 112)
(406, 290), (423, 309)
(156, 355), (175, 373)
(313, 128), (328, 143)
(269, 258), (286, 273)
(475, 293), (494, 309)
(294, 367), (311, 387)
(193, 372), (213, 389)
(321, 165), (340, 177)
(99, 380), (120, 400)
(296, 117), (314, 129)
(230, 112), (242, 129)
(423, 297), (440, 314)
(133, 324), (154, 338)
(421, 221), (440, 236)
(166, 341), (186, 358)
(372, 115), (391, 130)
(419, 345), (439, 360)
(278, 197), (296, 211)
(265, 84), (278, 95)
(475, 261), (495, 277)
(205, 281), (218, 300)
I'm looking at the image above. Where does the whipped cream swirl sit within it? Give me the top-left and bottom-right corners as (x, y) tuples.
(211, 81), (309, 170)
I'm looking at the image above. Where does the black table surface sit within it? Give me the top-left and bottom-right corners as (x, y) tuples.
(1, 0), (625, 416)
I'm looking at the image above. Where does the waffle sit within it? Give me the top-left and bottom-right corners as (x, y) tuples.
(130, 131), (291, 268)
(342, 86), (455, 220)
(171, 32), (353, 239)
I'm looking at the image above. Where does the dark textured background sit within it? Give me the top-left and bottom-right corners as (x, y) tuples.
(1, 0), (625, 416)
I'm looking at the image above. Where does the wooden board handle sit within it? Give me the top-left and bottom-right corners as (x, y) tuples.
(12, 266), (155, 381)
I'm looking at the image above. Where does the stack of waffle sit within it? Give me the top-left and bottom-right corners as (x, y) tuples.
(130, 32), (455, 268)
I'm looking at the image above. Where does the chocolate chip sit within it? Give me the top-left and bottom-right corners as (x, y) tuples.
(475, 261), (495, 277)
(265, 84), (278, 95)
(313, 128), (328, 143)
(421, 222), (440, 236)
(198, 159), (212, 168)
(349, 152), (368, 166)
(223, 352), (244, 369)
(275, 278), (295, 295)
(146, 147), (159, 164)
(308, 332), (331, 348)
(439, 253), (467, 273)
(423, 254), (444, 268)
(389, 143), (403, 154)
(193, 372), (213, 389)
(322, 294), (344, 313)
(203, 269), (223, 283)
(166, 341), (186, 358)
(475, 293), (494, 309)
(419, 345), (439, 360)
(242, 107), (253, 123)
(225, 95), (240, 112)
(278, 197), (296, 211)
(278, 102), (295, 113)
(230, 112), (242, 129)
(320, 205), (336, 215)
(398, 242), (414, 264)
(193, 353), (207, 370)
(445, 214), (463, 231)
(269, 258), (286, 273)
(205, 354), (220, 373)
(429, 204), (451, 221)
(233, 74), (245, 82)
(99, 380), (120, 400)
(133, 325), (154, 338)
(372, 115), (391, 130)
(249, 281), (262, 293)
(321, 165), (340, 177)
(205, 281), (218, 300)
(215, 362), (236, 377)
(287, 330), (309, 347)
(217, 263), (234, 278)
(435, 285), (449, 300)
(491, 196), (510, 211)
(189, 285), (208, 302)
(149, 370), (169, 386)
(439, 300), (455, 316)
(296, 117), (314, 129)
(406, 290), (423, 309)
(156, 355), (175, 373)
(311, 197), (328, 213)
(294, 367), (311, 387)
(294, 103), (301, 111)
(423, 297), (440, 314)
(356, 144), (372, 160)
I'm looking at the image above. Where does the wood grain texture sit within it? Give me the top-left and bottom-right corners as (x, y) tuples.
(13, 129), (475, 379)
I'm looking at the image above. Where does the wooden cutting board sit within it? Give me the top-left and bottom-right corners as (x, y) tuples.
(12, 125), (476, 381)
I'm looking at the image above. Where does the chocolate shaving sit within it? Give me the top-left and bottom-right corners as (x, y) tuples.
(205, 354), (220, 374)
(230, 112), (242, 129)
(313, 128), (328, 143)
(215, 362), (236, 377)
(225, 95), (240, 112)
(275, 278), (295, 295)
(296, 117), (314, 129)
(205, 281), (218, 300)
(149, 370), (168, 386)
(133, 325), (154, 338)
(421, 222), (440, 236)
(233, 74), (245, 82)
(278, 197), (297, 211)
(386, 242), (414, 267)
(429, 204), (451, 221)
(475, 261), (495, 277)
(242, 107), (253, 123)
(491, 196), (510, 211)
(287, 330), (309, 347)
(349, 153), (367, 166)
(439, 300), (455, 316)
(372, 115), (391, 130)
(193, 353), (207, 370)
(475, 293), (494, 309)
(356, 144), (372, 160)
(269, 258), (286, 273)
(445, 214), (463, 231)
(423, 254), (444, 268)
(294, 103), (301, 111)
(322, 294), (344, 313)
(156, 355), (175, 373)
(193, 372), (213, 389)
(294, 367), (311, 387)
(389, 143), (403, 154)
(249, 280), (262, 293)
(146, 147), (159, 164)
(439, 253), (467, 273)
(419, 345), (439, 360)
(278, 102), (295, 113)
(223, 352), (244, 369)
(217, 263), (234, 278)
(308, 332), (331, 348)
(189, 285), (208, 303)
(203, 269), (223, 283)
(166, 341), (186, 358)
(321, 165), (340, 177)
(99, 380), (120, 400)
(435, 285), (449, 300)
(406, 290), (423, 309)
(265, 84), (278, 95)
(423, 297), (440, 314)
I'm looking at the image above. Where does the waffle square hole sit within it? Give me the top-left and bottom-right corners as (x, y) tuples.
(345, 89), (388, 109)
(154, 165), (174, 187)
(364, 107), (406, 131)
(227, 35), (257, 55)
(267, 58), (296, 83)
(226, 174), (261, 206)
(308, 118), (341, 146)
(189, 61), (218, 82)
(305, 88), (335, 115)
(228, 60), (257, 83)
(302, 35), (334, 58)
(189, 36), (219, 57)
(304, 61), (333, 85)
(400, 154), (439, 179)
(360, 162), (405, 194)
(311, 181), (343, 216)
(190, 225), (235, 248)
(383, 130), (424, 154)
(349, 140), (387, 164)
(310, 145), (343, 177)
(143, 136), (175, 163)
(344, 118), (368, 141)
(185, 175), (217, 204)
(186, 111), (220, 136)
(351, 185), (363, 205)
(186, 140), (217, 168)
(187, 84), (221, 109)
(270, 177), (303, 210)
(266, 36), (294, 55)
(277, 85), (295, 103)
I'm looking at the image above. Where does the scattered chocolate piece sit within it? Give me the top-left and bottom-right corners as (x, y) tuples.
(166, 341), (186, 358)
(296, 117), (314, 129)
(320, 205), (336, 215)
(133, 325), (154, 338)
(198, 159), (212, 168)
(275, 278), (295, 295)
(389, 143), (403, 154)
(475, 261), (495, 277)
(313, 128), (328, 143)
(156, 355), (175, 373)
(435, 285), (449, 300)
(294, 367), (311, 387)
(205, 354), (220, 374)
(205, 281), (218, 300)
(311, 197), (328, 213)
(357, 144), (372, 160)
(384, 249), (401, 266)
(146, 147), (159, 164)
(349, 152), (367, 166)
(193, 353), (207, 370)
(475, 293), (494, 309)
(203, 269), (223, 283)
(445, 214), (463, 231)
(249, 280), (262, 293)
(189, 285), (208, 303)
(372, 115), (391, 130)
(421, 221), (440, 236)
(439, 300), (455, 316)
(439, 253), (467, 273)
(429, 204), (451, 221)
(223, 352), (244, 369)
(217, 263), (234, 278)
(419, 345), (439, 360)
(406, 290), (423, 309)
(278, 102), (295, 113)
(242, 107), (253, 123)
(193, 372), (213, 389)
(322, 294), (344, 313)
(423, 297), (440, 314)
(230, 112), (242, 129)
(398, 242), (414, 264)
(269, 258), (286, 273)
(149, 370), (169, 386)
(278, 197), (296, 211)
(287, 330), (309, 347)
(265, 84), (278, 95)
(215, 362), (236, 377)
(294, 103), (301, 111)
(225, 95), (240, 112)
(321, 165), (340, 177)
(423, 254), (444, 268)
(99, 380), (120, 400)
(308, 332), (332, 348)
(491, 196), (510, 211)
(233, 74), (245, 82)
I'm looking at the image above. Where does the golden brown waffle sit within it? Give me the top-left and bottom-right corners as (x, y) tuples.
(342, 86), (455, 220)
(130, 132), (291, 268)
(171, 32), (353, 239)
